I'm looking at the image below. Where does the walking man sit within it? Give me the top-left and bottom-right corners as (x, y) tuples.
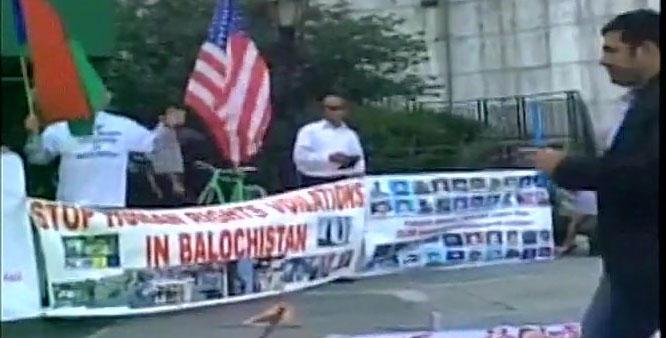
(526, 9), (660, 338)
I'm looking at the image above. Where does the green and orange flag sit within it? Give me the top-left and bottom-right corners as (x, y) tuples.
(11, 0), (109, 135)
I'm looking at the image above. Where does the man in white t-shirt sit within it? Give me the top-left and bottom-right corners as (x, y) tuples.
(24, 110), (183, 208)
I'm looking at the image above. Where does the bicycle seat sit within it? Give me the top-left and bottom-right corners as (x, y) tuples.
(194, 161), (218, 171)
(235, 166), (257, 173)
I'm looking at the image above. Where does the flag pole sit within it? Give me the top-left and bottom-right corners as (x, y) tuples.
(18, 55), (36, 118)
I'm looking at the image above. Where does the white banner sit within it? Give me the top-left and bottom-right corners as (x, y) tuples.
(361, 170), (554, 276)
(1, 151), (43, 321)
(30, 179), (365, 317)
(324, 322), (582, 338)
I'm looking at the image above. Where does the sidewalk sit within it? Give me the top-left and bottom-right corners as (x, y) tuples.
(1, 257), (601, 338)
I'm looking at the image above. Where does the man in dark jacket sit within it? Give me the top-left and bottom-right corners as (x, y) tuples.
(527, 9), (660, 338)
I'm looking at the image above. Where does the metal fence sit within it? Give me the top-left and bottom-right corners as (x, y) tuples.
(446, 90), (596, 155)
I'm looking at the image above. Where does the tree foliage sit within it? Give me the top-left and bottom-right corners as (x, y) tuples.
(106, 0), (428, 119)
(296, 1), (429, 103)
(104, 0), (485, 192)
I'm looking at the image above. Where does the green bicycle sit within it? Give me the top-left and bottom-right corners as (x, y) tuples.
(195, 161), (267, 205)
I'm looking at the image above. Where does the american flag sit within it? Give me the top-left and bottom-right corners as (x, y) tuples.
(184, 0), (271, 167)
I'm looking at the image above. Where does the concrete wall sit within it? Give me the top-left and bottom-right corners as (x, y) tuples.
(313, 0), (660, 145)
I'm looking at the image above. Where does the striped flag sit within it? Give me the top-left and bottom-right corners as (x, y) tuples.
(184, 0), (272, 167)
(12, 0), (108, 135)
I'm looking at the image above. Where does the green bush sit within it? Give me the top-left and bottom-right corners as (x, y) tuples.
(349, 106), (486, 173)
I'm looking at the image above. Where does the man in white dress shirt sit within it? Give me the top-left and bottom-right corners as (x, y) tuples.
(293, 94), (365, 187)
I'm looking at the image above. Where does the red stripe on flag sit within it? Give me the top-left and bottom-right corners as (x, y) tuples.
(185, 29), (272, 166)
(189, 71), (225, 99)
(236, 59), (267, 163)
(214, 34), (250, 113)
(198, 48), (226, 77)
(248, 103), (272, 161)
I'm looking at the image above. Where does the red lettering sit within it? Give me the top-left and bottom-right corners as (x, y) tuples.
(266, 226), (276, 256)
(285, 226), (295, 252)
(234, 229), (245, 258)
(219, 230), (232, 260)
(276, 225), (286, 254)
(29, 201), (48, 230)
(246, 205), (268, 218)
(185, 212), (204, 223)
(62, 206), (80, 231)
(106, 211), (122, 228)
(334, 185), (353, 210)
(146, 236), (152, 267)
(282, 199), (298, 213)
(81, 209), (93, 229)
(294, 224), (307, 252)
(44, 203), (59, 230)
(179, 233), (192, 264)
(153, 235), (170, 267)
(352, 182), (364, 207)
(246, 228), (260, 257)
(308, 191), (325, 212)
(194, 232), (207, 263)
(207, 231), (219, 262)
(258, 227), (266, 257)
(165, 214), (185, 225)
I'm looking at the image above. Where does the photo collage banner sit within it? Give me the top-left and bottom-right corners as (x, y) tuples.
(29, 179), (365, 317)
(8, 170), (555, 318)
(361, 170), (554, 276)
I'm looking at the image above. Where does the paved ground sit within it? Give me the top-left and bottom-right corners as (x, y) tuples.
(1, 256), (601, 338)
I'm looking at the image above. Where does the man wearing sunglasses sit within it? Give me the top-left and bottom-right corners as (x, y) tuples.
(293, 93), (365, 187)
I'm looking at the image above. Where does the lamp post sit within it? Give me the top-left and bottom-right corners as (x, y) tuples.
(269, 0), (307, 191)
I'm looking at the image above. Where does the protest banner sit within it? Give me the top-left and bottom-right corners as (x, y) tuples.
(361, 170), (554, 276)
(1, 150), (43, 321)
(323, 322), (582, 338)
(30, 179), (365, 317)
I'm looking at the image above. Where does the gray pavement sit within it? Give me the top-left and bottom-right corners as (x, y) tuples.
(1, 256), (601, 338)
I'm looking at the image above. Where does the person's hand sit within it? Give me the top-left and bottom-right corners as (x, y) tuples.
(164, 108), (186, 128)
(172, 182), (186, 197)
(524, 148), (567, 175)
(152, 186), (164, 200)
(24, 114), (40, 133)
(328, 152), (349, 165)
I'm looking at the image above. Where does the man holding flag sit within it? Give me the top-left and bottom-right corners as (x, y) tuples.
(13, 0), (184, 208)
(23, 105), (184, 208)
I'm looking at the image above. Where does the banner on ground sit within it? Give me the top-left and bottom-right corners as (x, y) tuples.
(323, 322), (582, 338)
(361, 170), (554, 276)
(1, 150), (43, 321)
(30, 179), (365, 317)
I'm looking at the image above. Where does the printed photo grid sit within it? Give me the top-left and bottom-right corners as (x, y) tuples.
(50, 250), (354, 310)
(365, 228), (554, 271)
(369, 174), (549, 218)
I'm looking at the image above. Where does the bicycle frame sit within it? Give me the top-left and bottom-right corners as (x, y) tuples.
(196, 161), (267, 205)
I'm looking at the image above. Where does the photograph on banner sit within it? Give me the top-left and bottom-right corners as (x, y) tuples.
(322, 322), (581, 338)
(29, 179), (365, 317)
(362, 170), (553, 275)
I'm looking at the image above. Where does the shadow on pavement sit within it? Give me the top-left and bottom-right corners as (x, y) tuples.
(1, 318), (117, 338)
